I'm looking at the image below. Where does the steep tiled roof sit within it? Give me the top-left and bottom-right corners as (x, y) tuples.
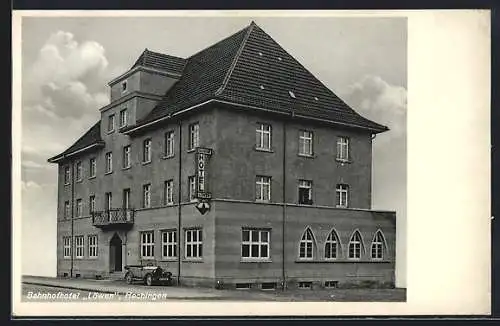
(135, 22), (388, 133)
(131, 48), (186, 75)
(47, 121), (103, 163)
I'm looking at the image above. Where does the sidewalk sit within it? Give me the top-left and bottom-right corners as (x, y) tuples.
(22, 275), (275, 300)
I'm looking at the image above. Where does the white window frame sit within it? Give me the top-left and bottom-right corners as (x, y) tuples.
(119, 108), (128, 128)
(143, 184), (151, 208)
(88, 235), (98, 258)
(256, 176), (271, 202)
(336, 184), (349, 208)
(122, 145), (131, 168)
(89, 195), (95, 214)
(298, 179), (312, 204)
(165, 130), (175, 157)
(324, 230), (339, 260)
(298, 228), (315, 260)
(371, 231), (385, 260)
(140, 231), (155, 259)
(63, 237), (71, 258)
(75, 235), (84, 259)
(76, 161), (82, 181)
(337, 136), (349, 161)
(89, 158), (96, 178)
(348, 231), (363, 259)
(164, 180), (174, 205)
(105, 192), (112, 211)
(143, 139), (152, 163)
(64, 201), (70, 219)
(256, 123), (272, 150)
(188, 176), (196, 202)
(64, 166), (70, 185)
(105, 152), (113, 173)
(108, 114), (115, 133)
(123, 188), (130, 209)
(299, 130), (313, 156)
(185, 229), (203, 259)
(188, 123), (199, 151)
(162, 230), (177, 259)
(241, 229), (270, 260)
(75, 199), (83, 217)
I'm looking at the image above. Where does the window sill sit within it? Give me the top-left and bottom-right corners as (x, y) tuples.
(182, 259), (204, 263)
(104, 171), (113, 175)
(298, 202), (314, 206)
(255, 200), (271, 204)
(122, 166), (131, 171)
(142, 161), (151, 166)
(88, 176), (96, 180)
(336, 158), (351, 164)
(162, 155), (175, 160)
(187, 149), (196, 153)
(76, 179), (83, 183)
(336, 205), (348, 209)
(240, 259), (272, 263)
(106, 130), (115, 135)
(64, 183), (70, 186)
(159, 258), (178, 262)
(254, 147), (274, 153)
(298, 153), (315, 159)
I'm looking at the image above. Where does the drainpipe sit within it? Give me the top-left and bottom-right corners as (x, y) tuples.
(282, 119), (287, 289)
(70, 159), (75, 278)
(177, 120), (182, 286)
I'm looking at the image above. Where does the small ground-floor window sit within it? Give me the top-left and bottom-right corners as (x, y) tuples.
(241, 228), (270, 260)
(63, 237), (71, 258)
(88, 235), (98, 258)
(185, 229), (203, 259)
(141, 231), (155, 259)
(75, 235), (84, 258)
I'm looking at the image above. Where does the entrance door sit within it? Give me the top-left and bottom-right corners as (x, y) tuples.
(110, 233), (123, 272)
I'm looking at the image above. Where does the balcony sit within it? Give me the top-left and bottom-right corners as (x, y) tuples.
(91, 208), (135, 229)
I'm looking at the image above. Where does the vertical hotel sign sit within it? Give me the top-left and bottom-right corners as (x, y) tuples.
(195, 147), (213, 200)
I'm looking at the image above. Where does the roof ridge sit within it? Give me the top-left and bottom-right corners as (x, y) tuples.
(214, 23), (254, 96)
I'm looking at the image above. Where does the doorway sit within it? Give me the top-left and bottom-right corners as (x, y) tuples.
(109, 233), (123, 272)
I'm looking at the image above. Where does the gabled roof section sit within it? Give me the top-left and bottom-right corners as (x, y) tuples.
(47, 121), (104, 163)
(131, 48), (186, 75)
(124, 21), (389, 134)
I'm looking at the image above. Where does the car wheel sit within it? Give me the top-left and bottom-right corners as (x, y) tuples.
(145, 274), (153, 286)
(125, 272), (133, 284)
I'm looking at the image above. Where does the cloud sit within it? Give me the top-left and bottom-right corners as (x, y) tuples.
(21, 180), (41, 191)
(341, 75), (407, 139)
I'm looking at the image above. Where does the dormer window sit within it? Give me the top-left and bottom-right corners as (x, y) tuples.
(121, 80), (128, 93)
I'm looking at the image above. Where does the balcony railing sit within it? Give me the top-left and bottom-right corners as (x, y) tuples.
(91, 208), (135, 228)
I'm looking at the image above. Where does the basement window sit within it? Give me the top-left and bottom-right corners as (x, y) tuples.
(261, 282), (276, 290)
(75, 273), (81, 278)
(288, 91), (296, 98)
(235, 283), (251, 290)
(298, 281), (313, 289)
(324, 281), (339, 288)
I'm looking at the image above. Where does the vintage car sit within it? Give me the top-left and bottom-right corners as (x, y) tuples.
(124, 264), (173, 286)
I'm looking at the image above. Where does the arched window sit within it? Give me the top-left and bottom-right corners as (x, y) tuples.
(371, 230), (386, 260)
(348, 231), (363, 259)
(298, 228), (315, 259)
(324, 229), (340, 259)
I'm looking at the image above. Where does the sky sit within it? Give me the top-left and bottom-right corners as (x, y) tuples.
(19, 15), (407, 286)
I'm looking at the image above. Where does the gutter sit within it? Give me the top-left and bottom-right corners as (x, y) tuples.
(70, 160), (75, 278)
(177, 121), (182, 286)
(48, 142), (105, 164)
(282, 118), (287, 289)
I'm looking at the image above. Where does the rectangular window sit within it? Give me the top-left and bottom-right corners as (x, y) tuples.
(164, 180), (174, 205)
(298, 180), (313, 205)
(122, 145), (131, 168)
(89, 158), (96, 178)
(75, 199), (83, 217)
(337, 136), (349, 161)
(256, 123), (272, 150)
(88, 235), (98, 258)
(107, 114), (115, 133)
(119, 108), (128, 128)
(336, 184), (349, 208)
(63, 237), (71, 258)
(121, 80), (127, 92)
(64, 166), (70, 185)
(89, 195), (96, 214)
(162, 230), (177, 259)
(105, 192), (112, 211)
(299, 130), (313, 156)
(241, 229), (270, 260)
(64, 201), (70, 219)
(143, 184), (151, 208)
(298, 281), (313, 289)
(140, 231), (155, 259)
(123, 188), (130, 209)
(164, 131), (175, 157)
(188, 176), (196, 202)
(185, 229), (203, 259)
(105, 152), (113, 173)
(143, 139), (152, 163)
(76, 162), (82, 181)
(75, 235), (84, 259)
(256, 176), (271, 202)
(188, 123), (199, 151)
